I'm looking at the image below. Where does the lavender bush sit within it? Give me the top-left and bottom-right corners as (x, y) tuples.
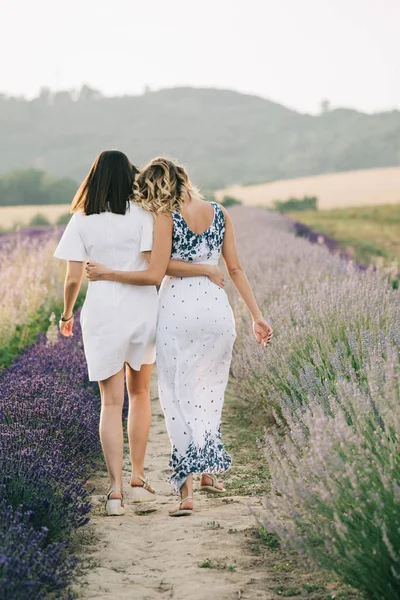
(0, 313), (100, 598)
(263, 346), (400, 599)
(0, 500), (76, 600)
(0, 226), (64, 253)
(229, 207), (400, 599)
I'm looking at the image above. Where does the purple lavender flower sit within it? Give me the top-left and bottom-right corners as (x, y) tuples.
(228, 206), (400, 598)
(0, 310), (100, 597)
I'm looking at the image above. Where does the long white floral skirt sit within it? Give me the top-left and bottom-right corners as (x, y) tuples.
(156, 274), (236, 493)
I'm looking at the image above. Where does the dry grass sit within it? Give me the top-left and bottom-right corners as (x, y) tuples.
(0, 234), (66, 365)
(0, 204), (71, 229)
(288, 204), (400, 269)
(215, 166), (400, 210)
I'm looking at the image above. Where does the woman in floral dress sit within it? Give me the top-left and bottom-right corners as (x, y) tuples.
(87, 158), (273, 516)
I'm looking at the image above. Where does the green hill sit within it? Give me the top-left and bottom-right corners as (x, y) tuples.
(0, 87), (399, 189)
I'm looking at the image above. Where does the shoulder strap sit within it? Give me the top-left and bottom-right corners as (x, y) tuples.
(211, 201), (224, 223)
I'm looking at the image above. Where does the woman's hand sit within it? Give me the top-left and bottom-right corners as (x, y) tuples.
(59, 316), (74, 337)
(253, 318), (273, 346)
(86, 262), (111, 282)
(207, 265), (225, 288)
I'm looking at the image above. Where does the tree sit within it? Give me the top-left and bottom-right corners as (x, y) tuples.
(0, 170), (78, 207)
(0, 170), (47, 205)
(78, 85), (102, 102)
(53, 91), (74, 105)
(320, 99), (331, 114)
(38, 87), (52, 106)
(46, 177), (77, 205)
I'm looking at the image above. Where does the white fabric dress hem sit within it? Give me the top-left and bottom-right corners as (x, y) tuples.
(88, 355), (156, 382)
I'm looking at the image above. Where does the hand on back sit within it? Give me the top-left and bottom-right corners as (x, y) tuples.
(207, 266), (225, 288)
(86, 262), (111, 281)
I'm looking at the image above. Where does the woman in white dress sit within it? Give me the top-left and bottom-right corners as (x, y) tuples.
(54, 150), (174, 516)
(86, 158), (273, 516)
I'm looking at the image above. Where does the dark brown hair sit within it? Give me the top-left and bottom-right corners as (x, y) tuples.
(71, 150), (138, 215)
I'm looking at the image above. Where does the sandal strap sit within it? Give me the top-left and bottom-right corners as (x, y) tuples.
(180, 496), (193, 506)
(107, 487), (123, 499)
(203, 474), (217, 487)
(131, 474), (154, 492)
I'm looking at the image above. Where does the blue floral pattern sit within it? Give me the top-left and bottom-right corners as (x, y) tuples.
(156, 199), (236, 495)
(171, 202), (225, 262)
(169, 428), (232, 494)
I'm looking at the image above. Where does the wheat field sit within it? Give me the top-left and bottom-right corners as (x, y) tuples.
(215, 166), (400, 209)
(0, 204), (71, 229)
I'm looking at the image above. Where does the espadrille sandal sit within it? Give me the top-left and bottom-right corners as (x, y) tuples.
(130, 474), (156, 503)
(105, 487), (126, 516)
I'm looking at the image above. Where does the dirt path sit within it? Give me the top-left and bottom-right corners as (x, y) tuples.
(74, 377), (356, 600)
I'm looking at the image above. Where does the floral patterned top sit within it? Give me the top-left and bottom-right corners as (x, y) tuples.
(170, 202), (225, 262)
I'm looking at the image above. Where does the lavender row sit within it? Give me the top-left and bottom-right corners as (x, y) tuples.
(0, 312), (101, 599)
(0, 226), (65, 253)
(229, 206), (400, 599)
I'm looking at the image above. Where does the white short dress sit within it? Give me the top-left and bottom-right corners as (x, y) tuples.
(156, 202), (236, 493)
(54, 205), (158, 381)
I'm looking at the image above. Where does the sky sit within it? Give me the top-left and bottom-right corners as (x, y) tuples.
(1, 0), (399, 114)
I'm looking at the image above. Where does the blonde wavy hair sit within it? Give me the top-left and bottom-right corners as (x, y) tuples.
(131, 157), (202, 214)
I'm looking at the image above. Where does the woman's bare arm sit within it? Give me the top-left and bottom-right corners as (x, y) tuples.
(60, 261), (84, 337)
(141, 251), (221, 281)
(165, 259), (225, 288)
(86, 214), (173, 286)
(221, 207), (273, 345)
(166, 260), (212, 278)
(63, 261), (84, 317)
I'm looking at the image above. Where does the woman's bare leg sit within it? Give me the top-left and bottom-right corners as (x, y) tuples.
(98, 368), (125, 500)
(126, 363), (153, 484)
(180, 474), (194, 507)
(169, 474), (194, 513)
